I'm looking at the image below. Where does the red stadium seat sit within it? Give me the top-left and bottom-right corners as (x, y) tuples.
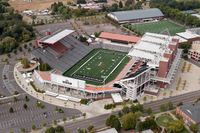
(49, 42), (68, 54)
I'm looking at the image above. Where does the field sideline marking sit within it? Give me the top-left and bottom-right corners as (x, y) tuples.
(70, 50), (101, 76)
(103, 55), (127, 84)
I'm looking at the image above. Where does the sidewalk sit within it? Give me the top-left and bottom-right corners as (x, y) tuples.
(138, 60), (200, 104)
(14, 64), (119, 118)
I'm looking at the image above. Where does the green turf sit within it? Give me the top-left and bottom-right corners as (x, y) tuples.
(125, 20), (185, 35)
(63, 49), (130, 85)
(156, 114), (189, 133)
(156, 114), (174, 127)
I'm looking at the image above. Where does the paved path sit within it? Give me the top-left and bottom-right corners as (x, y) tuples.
(14, 64), (115, 118)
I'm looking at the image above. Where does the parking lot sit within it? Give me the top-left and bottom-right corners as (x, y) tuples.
(0, 94), (82, 133)
(0, 48), (82, 133)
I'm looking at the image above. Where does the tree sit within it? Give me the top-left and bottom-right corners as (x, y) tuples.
(18, 46), (22, 52)
(119, 1), (123, 8)
(189, 124), (198, 133)
(121, 112), (138, 130)
(77, 128), (87, 133)
(32, 124), (36, 130)
(55, 126), (65, 133)
(9, 107), (14, 113)
(125, 0), (134, 8)
(83, 113), (86, 119)
(130, 104), (143, 113)
(179, 42), (191, 54)
(135, 116), (159, 131)
(146, 107), (152, 115)
(21, 58), (30, 68)
(23, 104), (28, 110)
(122, 106), (130, 114)
(45, 127), (55, 133)
(106, 115), (121, 130)
(0, 37), (17, 54)
(167, 101), (174, 110)
(77, 0), (86, 4)
(167, 120), (184, 133)
(20, 128), (26, 133)
(111, 3), (119, 11)
(87, 125), (94, 132)
(25, 95), (29, 102)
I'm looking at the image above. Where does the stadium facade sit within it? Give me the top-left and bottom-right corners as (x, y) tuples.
(107, 8), (164, 24)
(116, 32), (182, 100)
(31, 29), (182, 101)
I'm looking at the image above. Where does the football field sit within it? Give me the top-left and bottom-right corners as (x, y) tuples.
(63, 49), (130, 85)
(124, 20), (185, 35)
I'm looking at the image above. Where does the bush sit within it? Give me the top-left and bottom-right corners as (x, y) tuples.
(104, 104), (116, 110)
(80, 99), (90, 105)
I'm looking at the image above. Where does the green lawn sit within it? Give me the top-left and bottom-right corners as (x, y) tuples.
(156, 114), (189, 133)
(124, 20), (185, 35)
(156, 114), (174, 127)
(63, 49), (130, 85)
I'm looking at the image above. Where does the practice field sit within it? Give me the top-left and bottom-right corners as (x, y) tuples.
(124, 20), (185, 35)
(63, 49), (130, 85)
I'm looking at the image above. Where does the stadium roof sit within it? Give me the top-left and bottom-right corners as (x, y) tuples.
(109, 8), (164, 22)
(41, 29), (74, 44)
(128, 32), (173, 67)
(99, 32), (140, 43)
(176, 31), (199, 40)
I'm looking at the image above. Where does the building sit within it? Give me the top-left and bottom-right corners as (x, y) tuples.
(176, 102), (200, 125)
(107, 8), (164, 24)
(96, 32), (140, 52)
(116, 32), (182, 100)
(32, 29), (182, 101)
(33, 70), (121, 100)
(188, 41), (200, 61)
(176, 31), (200, 43)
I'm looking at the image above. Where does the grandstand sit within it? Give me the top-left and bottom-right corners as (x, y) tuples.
(115, 32), (182, 100)
(33, 29), (94, 72)
(31, 29), (183, 101)
(95, 32), (140, 52)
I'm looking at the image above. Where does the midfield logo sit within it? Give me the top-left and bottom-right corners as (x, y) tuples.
(62, 79), (72, 85)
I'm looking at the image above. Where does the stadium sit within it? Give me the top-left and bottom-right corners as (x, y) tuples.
(30, 29), (182, 102)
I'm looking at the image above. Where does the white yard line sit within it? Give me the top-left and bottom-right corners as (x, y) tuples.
(103, 55), (127, 83)
(71, 50), (101, 76)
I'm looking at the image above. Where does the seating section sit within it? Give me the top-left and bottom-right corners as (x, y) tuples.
(32, 35), (94, 72)
(99, 42), (131, 53)
(49, 42), (68, 54)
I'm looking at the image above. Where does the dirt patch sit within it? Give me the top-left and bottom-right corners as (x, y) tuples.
(8, 0), (71, 11)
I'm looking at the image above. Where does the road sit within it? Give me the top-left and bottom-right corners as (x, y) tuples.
(64, 89), (200, 132)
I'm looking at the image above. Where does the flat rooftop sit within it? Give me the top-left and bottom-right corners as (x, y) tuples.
(109, 8), (164, 22)
(176, 31), (199, 40)
(99, 32), (140, 44)
(41, 29), (74, 44)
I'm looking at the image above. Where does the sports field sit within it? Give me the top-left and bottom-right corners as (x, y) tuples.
(63, 49), (130, 85)
(124, 20), (185, 35)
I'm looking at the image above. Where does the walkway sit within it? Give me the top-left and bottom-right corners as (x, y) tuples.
(13, 64), (120, 118)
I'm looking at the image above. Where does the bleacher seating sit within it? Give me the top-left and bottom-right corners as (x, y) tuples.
(48, 42), (68, 54)
(32, 35), (94, 72)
